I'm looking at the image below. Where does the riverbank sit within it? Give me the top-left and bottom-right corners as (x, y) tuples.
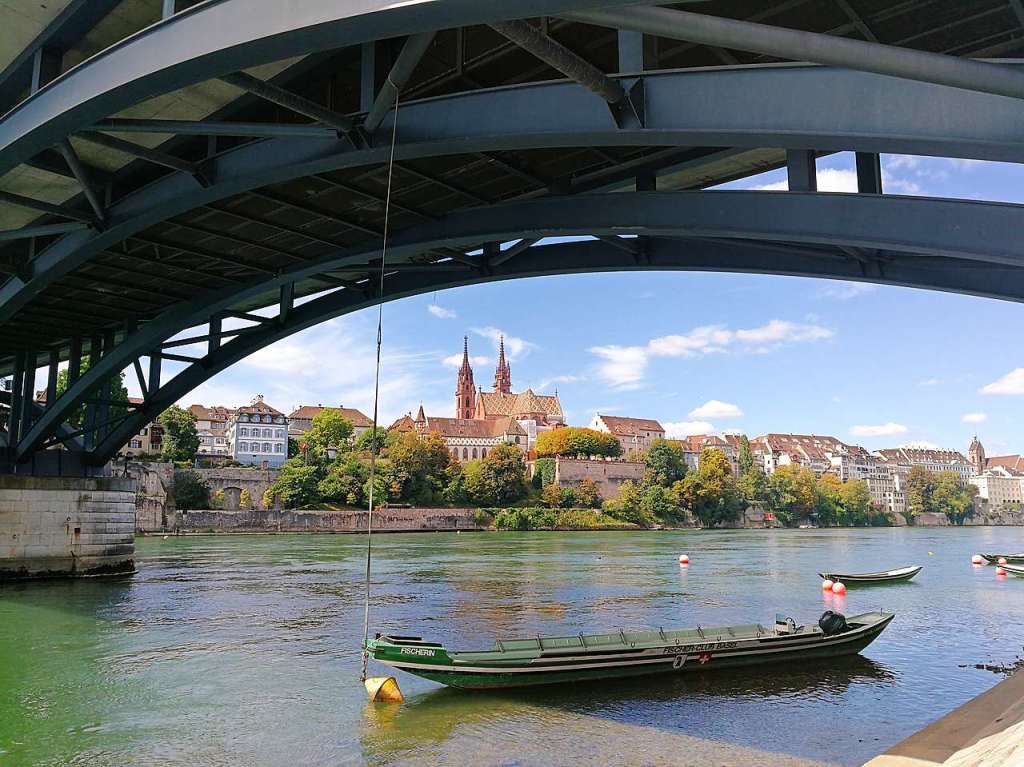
(158, 507), (1024, 535)
(864, 669), (1024, 766)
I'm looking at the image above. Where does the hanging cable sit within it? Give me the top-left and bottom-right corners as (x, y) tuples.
(361, 87), (401, 683)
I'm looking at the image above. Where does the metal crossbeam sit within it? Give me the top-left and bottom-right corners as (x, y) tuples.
(57, 140), (105, 223)
(91, 118), (337, 138)
(0, 190), (93, 223)
(220, 71), (356, 134)
(364, 32), (436, 134)
(490, 20), (625, 104)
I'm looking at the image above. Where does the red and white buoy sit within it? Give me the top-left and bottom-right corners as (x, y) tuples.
(996, 567), (1008, 576)
(821, 579), (834, 591)
(678, 554), (689, 566)
(998, 557), (1008, 565)
(971, 554), (984, 565)
(831, 581), (847, 595)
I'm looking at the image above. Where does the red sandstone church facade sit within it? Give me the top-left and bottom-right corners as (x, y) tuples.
(391, 336), (565, 458)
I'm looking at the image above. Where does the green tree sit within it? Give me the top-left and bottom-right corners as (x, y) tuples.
(54, 354), (130, 429)
(765, 464), (817, 526)
(387, 431), (453, 505)
(906, 465), (936, 517)
(535, 427), (621, 458)
(737, 465), (768, 509)
(932, 470), (976, 524)
(159, 404), (200, 463)
(574, 478), (602, 509)
(602, 480), (653, 526)
(644, 438), (688, 487)
(461, 460), (497, 506)
(674, 448), (743, 527)
(532, 457), (556, 489)
(483, 443), (528, 505)
(738, 435), (754, 475)
(172, 468), (210, 510)
(265, 458), (323, 508)
(839, 479), (872, 524)
(355, 426), (389, 454)
(318, 456), (368, 506)
(541, 482), (574, 508)
(640, 484), (675, 522)
(304, 410), (354, 458)
(815, 472), (844, 526)
(239, 489), (253, 509)
(287, 436), (301, 458)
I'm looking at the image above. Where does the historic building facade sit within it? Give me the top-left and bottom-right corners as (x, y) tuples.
(591, 414), (665, 455)
(287, 405), (372, 439)
(224, 396), (289, 467)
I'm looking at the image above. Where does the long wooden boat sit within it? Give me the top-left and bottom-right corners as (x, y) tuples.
(982, 553), (1024, 564)
(1002, 563), (1024, 577)
(365, 611), (894, 690)
(818, 565), (921, 584)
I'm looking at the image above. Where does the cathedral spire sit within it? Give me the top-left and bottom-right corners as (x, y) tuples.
(493, 335), (512, 395)
(455, 336), (477, 419)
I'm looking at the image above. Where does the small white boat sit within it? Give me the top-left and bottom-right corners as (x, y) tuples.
(818, 565), (922, 584)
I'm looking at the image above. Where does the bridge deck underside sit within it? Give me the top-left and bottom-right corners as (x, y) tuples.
(1, 0), (1023, 469)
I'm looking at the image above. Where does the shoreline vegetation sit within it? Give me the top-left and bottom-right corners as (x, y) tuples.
(164, 411), (983, 532)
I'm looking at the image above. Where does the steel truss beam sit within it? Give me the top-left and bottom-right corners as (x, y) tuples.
(7, 63), (1024, 322)
(16, 188), (1024, 462)
(88, 232), (1024, 464)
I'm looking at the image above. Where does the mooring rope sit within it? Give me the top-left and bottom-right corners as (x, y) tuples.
(361, 87), (401, 683)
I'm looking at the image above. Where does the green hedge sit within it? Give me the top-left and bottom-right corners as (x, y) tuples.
(485, 507), (638, 531)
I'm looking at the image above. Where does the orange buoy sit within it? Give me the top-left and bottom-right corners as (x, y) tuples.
(996, 567), (1008, 576)
(831, 581), (847, 595)
(971, 554), (984, 565)
(821, 579), (834, 591)
(678, 554), (689, 565)
(998, 557), (1008, 565)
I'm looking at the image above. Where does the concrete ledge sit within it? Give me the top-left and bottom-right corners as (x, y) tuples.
(864, 670), (1024, 766)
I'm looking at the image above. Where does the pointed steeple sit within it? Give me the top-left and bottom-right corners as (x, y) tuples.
(455, 336), (477, 419)
(415, 403), (426, 423)
(493, 335), (512, 395)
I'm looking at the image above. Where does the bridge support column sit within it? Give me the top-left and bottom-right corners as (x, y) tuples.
(0, 475), (135, 579)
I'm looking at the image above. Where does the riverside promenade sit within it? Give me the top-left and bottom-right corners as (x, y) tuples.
(865, 670), (1024, 767)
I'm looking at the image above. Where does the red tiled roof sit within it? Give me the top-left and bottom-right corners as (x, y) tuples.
(477, 389), (563, 419)
(287, 404), (372, 427)
(597, 414), (665, 436)
(189, 404), (235, 420)
(234, 398), (283, 417)
(421, 416), (526, 438)
(986, 454), (1024, 472)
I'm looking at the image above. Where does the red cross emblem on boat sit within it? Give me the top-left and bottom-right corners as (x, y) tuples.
(698, 652), (713, 664)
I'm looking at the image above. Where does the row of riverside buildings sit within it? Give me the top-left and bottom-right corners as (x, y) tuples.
(110, 336), (1022, 513)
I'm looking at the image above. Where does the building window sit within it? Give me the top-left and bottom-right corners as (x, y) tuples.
(262, 442), (271, 452)
(515, 436), (521, 443)
(276, 429), (284, 438)
(275, 443), (283, 453)
(240, 427), (248, 437)
(472, 448), (478, 459)
(130, 439), (142, 449)
(481, 448), (487, 458)
(462, 448), (468, 460)
(451, 449), (458, 458)
(239, 441), (248, 452)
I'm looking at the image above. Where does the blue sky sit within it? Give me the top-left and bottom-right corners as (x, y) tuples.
(150, 153), (1024, 457)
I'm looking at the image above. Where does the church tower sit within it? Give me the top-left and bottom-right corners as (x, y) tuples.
(455, 336), (477, 419)
(493, 335), (512, 395)
(968, 435), (986, 475)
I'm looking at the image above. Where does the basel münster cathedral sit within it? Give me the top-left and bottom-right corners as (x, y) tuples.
(391, 336), (564, 459)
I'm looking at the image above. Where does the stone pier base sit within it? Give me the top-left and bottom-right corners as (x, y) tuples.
(0, 475), (136, 579)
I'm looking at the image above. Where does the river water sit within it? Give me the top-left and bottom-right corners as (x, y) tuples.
(3, 528), (1024, 766)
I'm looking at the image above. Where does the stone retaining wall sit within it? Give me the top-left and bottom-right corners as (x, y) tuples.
(552, 457), (645, 499)
(0, 475), (136, 579)
(171, 507), (484, 534)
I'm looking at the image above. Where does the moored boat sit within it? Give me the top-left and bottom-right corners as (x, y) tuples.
(365, 611), (894, 690)
(818, 565), (921, 584)
(1002, 563), (1024, 577)
(982, 553), (1024, 564)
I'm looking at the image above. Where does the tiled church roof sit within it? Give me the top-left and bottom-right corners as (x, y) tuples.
(477, 389), (563, 419)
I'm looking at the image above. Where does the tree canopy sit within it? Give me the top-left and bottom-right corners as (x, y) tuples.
(535, 427), (621, 458)
(644, 438), (688, 487)
(55, 354), (129, 429)
(304, 409), (354, 457)
(159, 405), (200, 463)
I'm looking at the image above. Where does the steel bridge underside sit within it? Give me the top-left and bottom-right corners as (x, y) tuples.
(2, 0), (1024, 472)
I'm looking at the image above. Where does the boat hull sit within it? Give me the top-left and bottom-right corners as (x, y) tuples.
(819, 566), (921, 584)
(982, 554), (1024, 564)
(1002, 563), (1024, 577)
(368, 613), (894, 690)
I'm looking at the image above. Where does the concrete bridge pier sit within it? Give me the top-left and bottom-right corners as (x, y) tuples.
(0, 475), (136, 579)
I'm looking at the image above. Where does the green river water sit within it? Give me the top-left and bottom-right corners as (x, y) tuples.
(2, 527), (1024, 766)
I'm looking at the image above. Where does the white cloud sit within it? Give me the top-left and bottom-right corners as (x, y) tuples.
(534, 374), (580, 392)
(664, 421), (714, 438)
(961, 412), (987, 424)
(589, 319), (833, 389)
(688, 399), (743, 419)
(442, 353), (489, 368)
(850, 422), (908, 437)
(919, 378), (943, 387)
(818, 282), (878, 300)
(472, 326), (537, 361)
(427, 304), (456, 319)
(981, 368), (1024, 395)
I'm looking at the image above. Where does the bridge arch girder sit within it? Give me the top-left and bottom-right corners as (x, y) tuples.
(17, 189), (1024, 464)
(6, 63), (1024, 322)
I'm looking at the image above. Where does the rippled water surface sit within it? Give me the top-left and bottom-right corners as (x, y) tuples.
(3, 528), (1024, 766)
